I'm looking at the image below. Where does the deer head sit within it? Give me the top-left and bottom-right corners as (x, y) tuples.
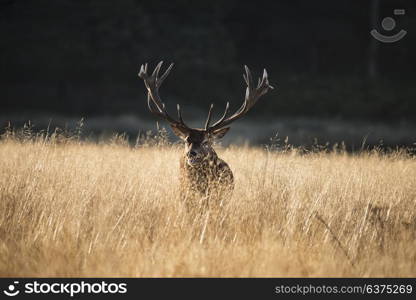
(138, 61), (273, 166)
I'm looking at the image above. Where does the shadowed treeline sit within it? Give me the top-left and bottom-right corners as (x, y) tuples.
(1, 0), (415, 146)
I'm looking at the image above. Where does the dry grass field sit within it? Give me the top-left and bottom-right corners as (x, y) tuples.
(0, 132), (415, 277)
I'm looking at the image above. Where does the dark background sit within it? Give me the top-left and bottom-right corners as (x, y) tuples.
(1, 0), (415, 147)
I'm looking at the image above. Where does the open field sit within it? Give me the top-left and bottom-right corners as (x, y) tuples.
(0, 134), (415, 277)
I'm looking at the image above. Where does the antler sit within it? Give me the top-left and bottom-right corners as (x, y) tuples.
(205, 65), (273, 131)
(138, 61), (190, 129)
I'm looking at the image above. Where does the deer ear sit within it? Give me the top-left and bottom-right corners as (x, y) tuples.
(211, 127), (230, 139)
(170, 124), (189, 140)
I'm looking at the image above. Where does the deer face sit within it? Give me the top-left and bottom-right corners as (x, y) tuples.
(171, 126), (230, 166)
(185, 130), (210, 166)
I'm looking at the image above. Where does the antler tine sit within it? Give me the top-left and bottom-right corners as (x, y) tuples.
(139, 61), (190, 129)
(152, 61), (163, 78)
(207, 65), (273, 132)
(146, 94), (176, 124)
(147, 94), (164, 118)
(204, 104), (214, 130)
(244, 65), (252, 89)
(138, 63), (148, 79)
(177, 104), (187, 126)
(262, 68), (267, 83)
(147, 94), (156, 113)
(159, 63), (174, 85)
(209, 101), (230, 129)
(260, 69), (274, 90)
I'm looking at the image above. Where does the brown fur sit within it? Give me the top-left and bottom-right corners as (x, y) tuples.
(179, 150), (234, 212)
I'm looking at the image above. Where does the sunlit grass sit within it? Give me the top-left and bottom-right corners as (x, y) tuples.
(0, 131), (415, 277)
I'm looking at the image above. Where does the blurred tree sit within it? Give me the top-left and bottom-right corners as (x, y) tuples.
(0, 0), (415, 121)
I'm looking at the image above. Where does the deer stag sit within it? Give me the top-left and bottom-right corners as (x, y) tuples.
(138, 61), (273, 211)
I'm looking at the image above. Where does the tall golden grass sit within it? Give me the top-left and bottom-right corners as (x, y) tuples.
(0, 131), (415, 277)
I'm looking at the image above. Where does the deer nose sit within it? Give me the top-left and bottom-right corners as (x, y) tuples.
(189, 150), (197, 157)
